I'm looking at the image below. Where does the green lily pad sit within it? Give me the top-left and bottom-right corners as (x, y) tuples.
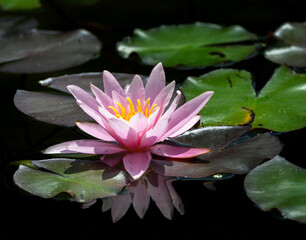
(244, 156), (306, 223)
(181, 65), (306, 132)
(0, 0), (40, 10)
(14, 158), (128, 203)
(265, 22), (306, 68)
(117, 22), (259, 67)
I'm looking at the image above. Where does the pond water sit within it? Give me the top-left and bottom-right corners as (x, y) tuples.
(1, 0), (306, 239)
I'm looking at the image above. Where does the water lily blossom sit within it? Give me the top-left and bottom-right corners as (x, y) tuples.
(44, 63), (214, 179)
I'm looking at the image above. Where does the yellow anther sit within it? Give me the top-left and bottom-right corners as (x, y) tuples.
(115, 102), (126, 118)
(145, 98), (150, 105)
(137, 99), (142, 112)
(127, 97), (135, 115)
(149, 104), (157, 115)
(108, 106), (119, 116)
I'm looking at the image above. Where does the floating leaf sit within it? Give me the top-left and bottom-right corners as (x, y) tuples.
(151, 133), (282, 178)
(265, 22), (306, 67)
(0, 28), (101, 73)
(14, 158), (128, 203)
(245, 156), (306, 223)
(14, 90), (92, 127)
(0, 0), (40, 10)
(181, 65), (306, 132)
(172, 125), (250, 150)
(117, 22), (259, 67)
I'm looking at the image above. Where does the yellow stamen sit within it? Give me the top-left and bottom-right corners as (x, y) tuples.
(115, 102), (126, 118)
(137, 99), (142, 112)
(127, 97), (135, 115)
(149, 104), (157, 115)
(145, 108), (148, 118)
(108, 106), (119, 115)
(145, 98), (150, 105)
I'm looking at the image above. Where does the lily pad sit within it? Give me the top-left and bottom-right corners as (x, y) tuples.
(14, 90), (93, 127)
(0, 28), (101, 73)
(14, 158), (128, 203)
(265, 22), (306, 68)
(181, 65), (306, 132)
(172, 125), (250, 150)
(245, 156), (306, 223)
(0, 0), (40, 10)
(117, 22), (259, 67)
(151, 133), (282, 178)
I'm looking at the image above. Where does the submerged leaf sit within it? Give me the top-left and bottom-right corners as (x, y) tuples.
(0, 28), (101, 73)
(14, 158), (128, 203)
(245, 156), (306, 223)
(117, 22), (259, 67)
(265, 22), (306, 67)
(181, 65), (306, 132)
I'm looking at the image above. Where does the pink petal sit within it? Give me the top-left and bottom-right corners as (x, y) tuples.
(112, 91), (129, 114)
(149, 144), (210, 158)
(76, 121), (116, 142)
(67, 85), (106, 127)
(67, 85), (99, 111)
(90, 84), (114, 109)
(161, 91), (214, 140)
(108, 117), (138, 149)
(43, 140), (126, 155)
(145, 63), (166, 102)
(151, 81), (175, 125)
(129, 112), (148, 137)
(127, 75), (145, 107)
(103, 70), (126, 98)
(123, 151), (151, 180)
(160, 90), (182, 121)
(100, 153), (124, 167)
(140, 118), (169, 149)
(169, 115), (201, 138)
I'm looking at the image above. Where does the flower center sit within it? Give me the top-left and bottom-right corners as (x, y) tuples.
(108, 97), (157, 121)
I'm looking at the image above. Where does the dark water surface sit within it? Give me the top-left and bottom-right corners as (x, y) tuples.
(1, 0), (306, 239)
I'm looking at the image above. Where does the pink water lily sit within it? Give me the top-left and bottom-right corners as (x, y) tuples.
(44, 63), (213, 179)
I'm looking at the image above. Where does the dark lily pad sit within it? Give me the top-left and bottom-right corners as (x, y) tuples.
(14, 90), (92, 127)
(14, 158), (128, 203)
(0, 28), (102, 73)
(151, 133), (282, 178)
(117, 22), (259, 67)
(265, 22), (306, 68)
(245, 156), (306, 223)
(181, 65), (306, 132)
(0, 0), (40, 10)
(172, 125), (250, 150)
